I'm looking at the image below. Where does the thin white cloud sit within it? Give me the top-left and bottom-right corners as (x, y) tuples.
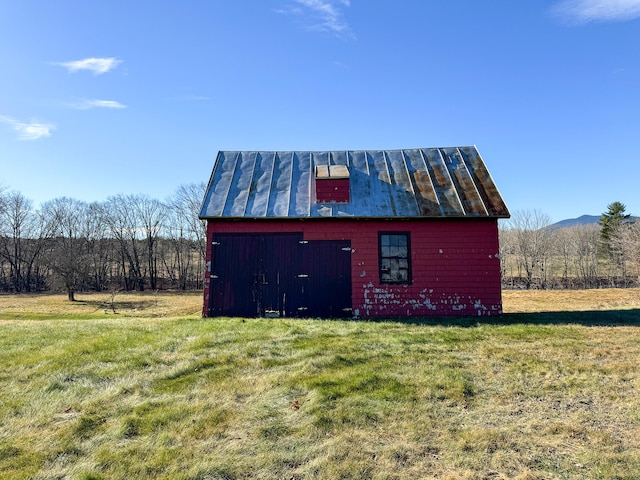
(552, 0), (640, 24)
(72, 99), (127, 110)
(0, 115), (54, 140)
(278, 0), (354, 38)
(56, 57), (122, 75)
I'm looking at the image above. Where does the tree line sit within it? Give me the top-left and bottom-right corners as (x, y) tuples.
(0, 184), (207, 300)
(2, 185), (638, 297)
(500, 202), (639, 289)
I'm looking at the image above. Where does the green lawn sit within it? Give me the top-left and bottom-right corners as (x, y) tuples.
(1, 294), (640, 479)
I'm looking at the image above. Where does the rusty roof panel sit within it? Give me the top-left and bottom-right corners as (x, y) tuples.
(422, 149), (464, 216)
(199, 147), (509, 219)
(403, 149), (442, 216)
(440, 147), (487, 216)
(458, 146), (510, 217)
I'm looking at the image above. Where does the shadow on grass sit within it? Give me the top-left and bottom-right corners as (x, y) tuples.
(75, 299), (157, 312)
(353, 309), (640, 327)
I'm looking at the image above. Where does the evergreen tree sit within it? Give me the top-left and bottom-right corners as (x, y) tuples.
(599, 201), (631, 266)
(600, 202), (631, 243)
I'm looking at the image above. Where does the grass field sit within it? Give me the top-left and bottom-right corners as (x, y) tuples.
(1, 289), (639, 479)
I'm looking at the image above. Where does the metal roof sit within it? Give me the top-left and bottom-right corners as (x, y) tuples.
(199, 146), (510, 219)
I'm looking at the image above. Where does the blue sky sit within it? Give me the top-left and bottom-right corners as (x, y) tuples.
(1, 0), (639, 222)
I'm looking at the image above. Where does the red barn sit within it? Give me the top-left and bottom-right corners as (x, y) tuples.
(199, 147), (509, 318)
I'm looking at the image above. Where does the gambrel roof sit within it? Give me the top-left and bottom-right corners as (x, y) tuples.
(199, 146), (509, 219)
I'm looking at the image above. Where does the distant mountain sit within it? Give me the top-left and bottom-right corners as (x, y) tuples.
(551, 215), (600, 229)
(551, 214), (637, 229)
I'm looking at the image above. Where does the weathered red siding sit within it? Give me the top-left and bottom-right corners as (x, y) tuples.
(204, 218), (502, 317)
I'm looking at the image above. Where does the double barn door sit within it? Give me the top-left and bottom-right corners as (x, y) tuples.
(209, 233), (351, 318)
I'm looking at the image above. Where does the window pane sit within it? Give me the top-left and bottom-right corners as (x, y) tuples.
(379, 233), (410, 284)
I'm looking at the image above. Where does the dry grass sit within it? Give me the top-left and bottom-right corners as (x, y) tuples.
(503, 288), (640, 313)
(2, 287), (638, 319)
(0, 289), (639, 479)
(0, 291), (202, 319)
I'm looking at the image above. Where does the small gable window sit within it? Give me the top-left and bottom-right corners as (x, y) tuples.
(379, 232), (411, 284)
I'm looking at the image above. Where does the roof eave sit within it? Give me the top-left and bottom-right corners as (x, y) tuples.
(199, 214), (510, 221)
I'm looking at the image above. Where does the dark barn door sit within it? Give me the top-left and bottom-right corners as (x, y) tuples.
(209, 233), (301, 317)
(294, 240), (352, 318)
(209, 234), (352, 318)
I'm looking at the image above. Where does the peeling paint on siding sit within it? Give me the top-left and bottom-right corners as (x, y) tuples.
(359, 284), (502, 317)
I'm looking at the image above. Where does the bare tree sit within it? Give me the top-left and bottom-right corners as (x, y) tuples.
(133, 195), (166, 290)
(102, 195), (146, 291)
(506, 209), (553, 289)
(0, 191), (52, 292)
(498, 221), (517, 287)
(622, 221), (640, 283)
(571, 224), (600, 288)
(83, 202), (113, 291)
(163, 183), (207, 290)
(610, 219), (639, 286)
(552, 227), (573, 284)
(101, 194), (166, 291)
(42, 197), (90, 301)
(0, 188), (7, 291)
(162, 206), (193, 290)
(170, 183), (207, 256)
